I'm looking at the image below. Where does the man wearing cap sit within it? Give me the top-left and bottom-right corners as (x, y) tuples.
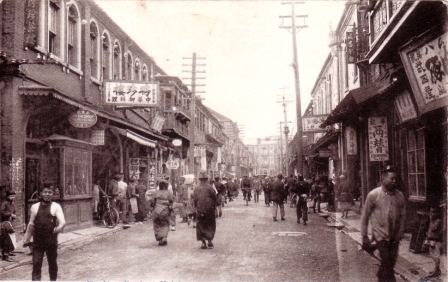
(193, 171), (218, 249)
(271, 174), (286, 221)
(361, 165), (406, 282)
(251, 176), (261, 203)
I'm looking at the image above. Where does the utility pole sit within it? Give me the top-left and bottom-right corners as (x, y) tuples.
(277, 87), (292, 176)
(280, 2), (307, 176)
(279, 121), (292, 175)
(182, 53), (206, 178)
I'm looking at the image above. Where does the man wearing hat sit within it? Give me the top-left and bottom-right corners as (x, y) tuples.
(193, 171), (218, 249)
(361, 165), (406, 282)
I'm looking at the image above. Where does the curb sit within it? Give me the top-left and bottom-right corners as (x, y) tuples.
(326, 212), (430, 282)
(0, 223), (132, 274)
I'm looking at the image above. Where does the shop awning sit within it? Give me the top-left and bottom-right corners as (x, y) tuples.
(312, 131), (339, 153)
(321, 67), (402, 127)
(18, 85), (169, 142)
(110, 126), (156, 148)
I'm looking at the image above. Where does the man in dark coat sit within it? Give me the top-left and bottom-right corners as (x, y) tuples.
(213, 177), (225, 217)
(295, 175), (310, 225)
(193, 171), (218, 249)
(271, 174), (286, 221)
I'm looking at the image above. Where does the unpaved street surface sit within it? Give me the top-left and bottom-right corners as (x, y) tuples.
(0, 195), (405, 281)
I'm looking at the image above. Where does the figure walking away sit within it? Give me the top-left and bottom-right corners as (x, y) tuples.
(24, 185), (66, 281)
(271, 174), (286, 221)
(337, 174), (353, 218)
(149, 179), (174, 246)
(361, 165), (405, 282)
(193, 171), (218, 249)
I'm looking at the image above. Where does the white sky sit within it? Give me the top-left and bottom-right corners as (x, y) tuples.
(95, 0), (346, 144)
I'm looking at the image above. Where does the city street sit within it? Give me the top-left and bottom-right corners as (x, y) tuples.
(0, 194), (405, 282)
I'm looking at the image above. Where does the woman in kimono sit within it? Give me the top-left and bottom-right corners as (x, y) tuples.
(149, 179), (174, 246)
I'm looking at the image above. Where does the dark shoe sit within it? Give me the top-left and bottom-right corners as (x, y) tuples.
(8, 253), (15, 256)
(297, 219), (301, 224)
(273, 217), (278, 222)
(281, 217), (285, 221)
(219, 212), (222, 217)
(201, 243), (207, 249)
(207, 242), (214, 249)
(303, 221), (307, 225)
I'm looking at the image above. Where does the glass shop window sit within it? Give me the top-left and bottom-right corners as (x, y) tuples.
(64, 147), (91, 197)
(407, 128), (426, 201)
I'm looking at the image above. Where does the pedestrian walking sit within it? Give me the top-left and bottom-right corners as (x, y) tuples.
(23, 185), (66, 281)
(149, 179), (174, 246)
(164, 175), (177, 231)
(135, 178), (148, 222)
(337, 174), (353, 218)
(361, 165), (406, 282)
(252, 176), (261, 203)
(0, 190), (17, 262)
(311, 177), (322, 213)
(263, 177), (271, 206)
(213, 177), (225, 217)
(422, 206), (443, 279)
(287, 174), (297, 205)
(179, 177), (189, 223)
(295, 175), (310, 225)
(271, 174), (286, 221)
(193, 171), (217, 249)
(241, 175), (251, 202)
(127, 178), (138, 223)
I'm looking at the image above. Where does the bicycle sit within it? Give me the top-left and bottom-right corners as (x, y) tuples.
(101, 195), (119, 228)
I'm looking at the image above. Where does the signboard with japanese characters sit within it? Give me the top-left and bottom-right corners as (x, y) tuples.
(345, 126), (357, 155)
(103, 80), (159, 107)
(68, 109), (97, 128)
(166, 160), (179, 170)
(90, 129), (105, 145)
(303, 115), (329, 133)
(368, 117), (389, 161)
(151, 113), (165, 132)
(211, 161), (218, 172)
(400, 31), (448, 114)
(394, 90), (418, 123)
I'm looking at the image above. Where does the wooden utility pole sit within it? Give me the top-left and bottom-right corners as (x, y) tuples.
(182, 53), (206, 178)
(277, 87), (292, 176)
(280, 2), (308, 175)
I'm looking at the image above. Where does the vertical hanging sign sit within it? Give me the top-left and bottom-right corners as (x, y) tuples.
(368, 117), (389, 161)
(345, 126), (357, 155)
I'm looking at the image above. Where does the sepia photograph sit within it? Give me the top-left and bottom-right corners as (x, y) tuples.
(0, 0), (446, 281)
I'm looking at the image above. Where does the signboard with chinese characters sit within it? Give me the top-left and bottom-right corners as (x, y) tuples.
(151, 113), (165, 132)
(346, 31), (357, 64)
(211, 161), (218, 171)
(166, 160), (179, 170)
(303, 115), (329, 133)
(368, 117), (389, 161)
(90, 130), (105, 145)
(103, 80), (159, 107)
(68, 109), (97, 128)
(345, 126), (357, 155)
(394, 90), (418, 123)
(129, 158), (140, 180)
(400, 31), (448, 114)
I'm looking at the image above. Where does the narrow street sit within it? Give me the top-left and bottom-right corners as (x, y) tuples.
(0, 195), (405, 282)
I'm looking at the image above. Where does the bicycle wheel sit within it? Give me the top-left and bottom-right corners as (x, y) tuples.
(102, 209), (119, 228)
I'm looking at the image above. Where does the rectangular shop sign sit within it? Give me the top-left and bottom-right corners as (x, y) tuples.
(400, 31), (448, 114)
(368, 117), (389, 161)
(345, 126), (357, 155)
(151, 113), (165, 132)
(91, 130), (105, 145)
(103, 80), (159, 107)
(394, 90), (418, 122)
(201, 156), (207, 171)
(217, 147), (222, 163)
(302, 115), (329, 133)
(129, 158), (140, 180)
